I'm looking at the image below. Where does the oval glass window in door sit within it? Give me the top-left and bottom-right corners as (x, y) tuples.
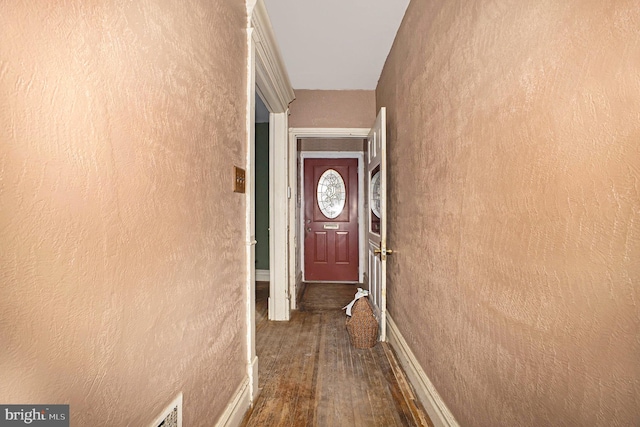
(370, 170), (381, 218)
(317, 169), (346, 219)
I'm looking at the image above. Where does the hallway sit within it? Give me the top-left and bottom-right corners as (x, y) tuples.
(242, 282), (433, 427)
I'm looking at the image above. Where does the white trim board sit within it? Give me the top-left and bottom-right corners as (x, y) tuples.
(247, 0), (295, 324)
(251, 0), (295, 322)
(299, 151), (365, 283)
(255, 269), (270, 281)
(386, 315), (460, 427)
(290, 128), (371, 138)
(250, 0), (295, 112)
(214, 377), (251, 427)
(246, 0), (295, 404)
(268, 112), (291, 321)
(245, 15), (258, 406)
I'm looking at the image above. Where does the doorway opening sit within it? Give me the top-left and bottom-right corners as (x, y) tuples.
(288, 130), (371, 308)
(254, 92), (270, 325)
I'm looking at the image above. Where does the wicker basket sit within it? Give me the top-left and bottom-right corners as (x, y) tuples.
(345, 297), (378, 349)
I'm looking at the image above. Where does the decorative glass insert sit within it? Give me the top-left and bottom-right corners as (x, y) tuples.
(370, 170), (381, 218)
(317, 169), (346, 219)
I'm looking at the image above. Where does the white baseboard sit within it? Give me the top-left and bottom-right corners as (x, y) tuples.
(249, 355), (259, 402)
(255, 269), (270, 281)
(386, 315), (459, 427)
(215, 377), (251, 427)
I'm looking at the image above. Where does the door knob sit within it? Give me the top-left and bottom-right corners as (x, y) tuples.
(306, 227), (311, 232)
(374, 248), (393, 255)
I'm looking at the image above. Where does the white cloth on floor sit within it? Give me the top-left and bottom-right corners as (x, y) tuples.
(343, 287), (369, 316)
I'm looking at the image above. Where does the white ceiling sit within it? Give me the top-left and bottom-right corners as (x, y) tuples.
(263, 0), (410, 90)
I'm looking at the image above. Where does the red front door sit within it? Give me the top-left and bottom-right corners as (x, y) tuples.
(304, 158), (359, 282)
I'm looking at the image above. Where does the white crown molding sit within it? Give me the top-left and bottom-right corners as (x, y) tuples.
(251, 0), (295, 113)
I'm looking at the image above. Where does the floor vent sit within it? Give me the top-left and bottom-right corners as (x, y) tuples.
(151, 393), (182, 427)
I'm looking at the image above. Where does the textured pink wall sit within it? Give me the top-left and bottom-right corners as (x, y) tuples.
(0, 1), (247, 425)
(289, 90), (375, 128)
(378, 1), (640, 425)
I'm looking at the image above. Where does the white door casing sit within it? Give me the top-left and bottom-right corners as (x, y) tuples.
(247, 0), (295, 402)
(288, 128), (370, 309)
(367, 107), (388, 341)
(251, 0), (294, 324)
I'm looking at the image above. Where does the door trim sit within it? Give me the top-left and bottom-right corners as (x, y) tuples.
(300, 152), (365, 283)
(250, 0), (295, 324)
(288, 128), (370, 308)
(247, 0), (295, 402)
(251, 0), (295, 112)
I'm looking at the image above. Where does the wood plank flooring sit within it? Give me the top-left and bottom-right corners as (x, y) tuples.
(243, 282), (433, 427)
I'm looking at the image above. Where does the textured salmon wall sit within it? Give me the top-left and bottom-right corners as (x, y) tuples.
(289, 90), (375, 128)
(378, 1), (640, 425)
(0, 1), (247, 425)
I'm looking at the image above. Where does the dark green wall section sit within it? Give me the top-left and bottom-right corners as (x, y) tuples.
(255, 123), (269, 270)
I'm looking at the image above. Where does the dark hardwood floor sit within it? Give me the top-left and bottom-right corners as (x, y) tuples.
(243, 282), (433, 427)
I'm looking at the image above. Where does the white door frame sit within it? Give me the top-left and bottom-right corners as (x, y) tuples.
(288, 129), (370, 309)
(246, 0), (294, 401)
(299, 152), (365, 283)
